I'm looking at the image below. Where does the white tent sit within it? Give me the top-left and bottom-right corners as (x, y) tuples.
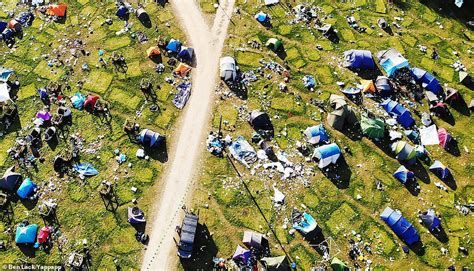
(0, 82), (11, 103)
(419, 125), (439, 146)
(312, 143), (341, 168)
(264, 0), (279, 5)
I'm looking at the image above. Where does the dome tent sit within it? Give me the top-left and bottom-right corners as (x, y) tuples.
(419, 209), (441, 232)
(375, 76), (392, 96)
(380, 207), (420, 245)
(391, 140), (417, 163)
(360, 114), (385, 139)
(437, 128), (451, 149)
(343, 49), (375, 70)
(249, 110), (274, 138)
(17, 178), (37, 199)
(429, 160), (451, 180)
(166, 39), (182, 53)
(393, 165), (414, 184)
(331, 257), (349, 271)
(312, 143), (341, 168)
(304, 124), (329, 144)
(139, 129), (165, 148)
(146, 46), (161, 58)
(0, 166), (22, 192)
(327, 94), (358, 131)
(266, 38), (283, 52)
(15, 223), (38, 245)
(255, 12), (270, 23)
(377, 48), (409, 77)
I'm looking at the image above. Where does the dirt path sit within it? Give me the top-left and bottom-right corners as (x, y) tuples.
(141, 0), (234, 270)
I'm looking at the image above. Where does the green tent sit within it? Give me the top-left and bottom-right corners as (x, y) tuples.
(266, 38), (283, 52)
(330, 257), (348, 271)
(261, 255), (290, 271)
(361, 114), (385, 139)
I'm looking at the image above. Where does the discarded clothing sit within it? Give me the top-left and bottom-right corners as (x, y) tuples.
(229, 136), (257, 168)
(173, 82), (191, 109)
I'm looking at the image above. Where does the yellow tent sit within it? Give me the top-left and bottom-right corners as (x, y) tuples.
(361, 80), (376, 93)
(146, 46), (161, 58)
(174, 63), (191, 77)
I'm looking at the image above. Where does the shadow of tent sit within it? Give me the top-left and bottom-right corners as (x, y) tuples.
(436, 110), (456, 126)
(156, 0), (168, 7)
(274, 45), (287, 60)
(305, 226), (328, 255)
(131, 221), (146, 234)
(448, 95), (471, 117)
(149, 54), (163, 64)
(1, 111), (22, 135)
(226, 81), (248, 100)
(340, 123), (363, 141)
(445, 139), (461, 157)
(46, 135), (59, 151)
(138, 14), (152, 28)
(188, 52), (198, 68)
(418, 0), (474, 25)
(322, 156), (352, 189)
(440, 174), (457, 190)
(17, 244), (36, 257)
(431, 226), (449, 243)
(405, 162), (431, 184)
(348, 65), (383, 80)
(408, 240), (425, 256)
(20, 197), (39, 211)
(403, 179), (421, 196)
(179, 223), (218, 270)
(372, 136), (396, 158)
(144, 139), (168, 163)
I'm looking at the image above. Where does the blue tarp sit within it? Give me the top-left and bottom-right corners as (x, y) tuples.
(73, 163), (99, 176)
(17, 178), (36, 199)
(380, 99), (415, 128)
(411, 68), (443, 94)
(0, 67), (13, 82)
(343, 49), (375, 69)
(139, 129), (164, 148)
(380, 207), (420, 245)
(255, 12), (269, 23)
(71, 92), (85, 109)
(15, 224), (38, 244)
(393, 166), (414, 184)
(429, 160), (450, 180)
(166, 39), (182, 53)
(377, 48), (410, 77)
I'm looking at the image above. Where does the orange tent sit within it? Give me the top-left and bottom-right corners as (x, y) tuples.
(146, 46), (161, 58)
(174, 63), (191, 77)
(361, 80), (376, 93)
(46, 4), (68, 17)
(8, 19), (21, 31)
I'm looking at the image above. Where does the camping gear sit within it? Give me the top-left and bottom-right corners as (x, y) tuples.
(341, 87), (360, 95)
(8, 19), (22, 32)
(73, 163), (99, 176)
(83, 95), (99, 110)
(174, 63), (191, 77)
(420, 125), (440, 146)
(419, 209), (441, 232)
(261, 256), (290, 271)
(37, 226), (50, 244)
(360, 114), (385, 139)
(377, 48), (410, 77)
(378, 18), (388, 29)
(391, 141), (417, 163)
(312, 143), (341, 168)
(17, 178), (36, 199)
(116, 5), (129, 18)
(46, 3), (68, 17)
(437, 128), (451, 149)
(249, 110), (274, 138)
(38, 88), (49, 101)
(146, 46), (160, 58)
(380, 99), (415, 128)
(0, 82), (10, 102)
(0, 166), (22, 192)
(255, 12), (270, 23)
(229, 136), (257, 168)
(304, 124), (329, 144)
(266, 38), (283, 52)
(166, 39), (182, 53)
(375, 76), (392, 96)
(380, 207), (420, 245)
(16, 12), (34, 27)
(71, 92), (86, 109)
(15, 224), (38, 245)
(343, 49), (375, 70)
(36, 110), (52, 121)
(429, 160), (450, 180)
(177, 47), (194, 62)
(0, 67), (13, 82)
(393, 166), (414, 184)
(243, 231), (267, 249)
(292, 208), (317, 234)
(128, 207), (146, 224)
(411, 68), (443, 94)
(303, 75), (316, 88)
(139, 129), (165, 148)
(331, 257), (349, 271)
(177, 213), (198, 259)
(220, 56), (238, 82)
(361, 80), (375, 93)
(173, 82), (192, 109)
(327, 94), (358, 130)
(44, 127), (57, 142)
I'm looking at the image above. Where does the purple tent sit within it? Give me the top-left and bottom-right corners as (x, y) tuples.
(232, 245), (252, 263)
(36, 110), (52, 121)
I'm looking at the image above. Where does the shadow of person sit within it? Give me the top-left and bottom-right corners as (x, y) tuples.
(179, 223), (218, 270)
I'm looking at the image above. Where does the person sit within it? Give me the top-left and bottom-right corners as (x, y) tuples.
(432, 48), (439, 60)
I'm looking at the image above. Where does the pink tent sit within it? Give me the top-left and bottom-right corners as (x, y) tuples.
(438, 128), (451, 149)
(37, 226), (50, 244)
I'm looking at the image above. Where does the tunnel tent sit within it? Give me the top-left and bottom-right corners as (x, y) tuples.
(331, 257), (349, 271)
(375, 76), (392, 96)
(419, 209), (441, 232)
(166, 39), (182, 53)
(343, 49), (375, 70)
(266, 38), (283, 52)
(391, 140), (417, 163)
(377, 48), (409, 77)
(393, 165), (414, 184)
(380, 207), (420, 245)
(15, 224), (38, 245)
(411, 67), (443, 94)
(16, 12), (35, 27)
(139, 129), (165, 148)
(220, 56), (238, 82)
(0, 166), (22, 192)
(17, 178), (37, 199)
(312, 143), (341, 168)
(304, 124), (329, 144)
(249, 110), (274, 138)
(255, 12), (270, 23)
(135, 7), (149, 22)
(380, 99), (415, 128)
(429, 160), (451, 180)
(360, 114), (385, 139)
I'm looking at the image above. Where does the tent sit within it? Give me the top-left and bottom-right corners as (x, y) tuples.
(0, 67), (13, 82)
(139, 129), (165, 148)
(292, 208), (317, 234)
(37, 226), (50, 244)
(0, 21), (6, 33)
(128, 207), (146, 224)
(304, 124), (329, 144)
(146, 46), (160, 58)
(46, 3), (68, 17)
(15, 224), (38, 245)
(445, 87), (461, 105)
(343, 49), (375, 70)
(411, 68), (443, 94)
(393, 165), (414, 184)
(266, 38), (283, 52)
(430, 101), (449, 116)
(219, 56), (238, 82)
(174, 63), (191, 77)
(255, 12), (270, 23)
(361, 80), (376, 93)
(71, 92), (86, 109)
(419, 209), (441, 232)
(261, 256), (290, 271)
(312, 143), (341, 168)
(83, 95), (99, 110)
(17, 178), (36, 199)
(0, 82), (11, 102)
(360, 114), (385, 139)
(73, 163), (99, 176)
(264, 0), (279, 5)
(391, 141), (417, 163)
(232, 245), (252, 264)
(116, 5), (129, 18)
(303, 75), (316, 88)
(419, 125), (440, 146)
(177, 47), (194, 62)
(166, 39), (182, 53)
(380, 99), (415, 128)
(16, 12), (35, 27)
(242, 231), (267, 249)
(378, 18), (388, 29)
(229, 136), (257, 168)
(173, 82), (192, 109)
(331, 257), (349, 271)
(0, 167), (22, 192)
(8, 19), (22, 32)
(429, 160), (450, 180)
(377, 48), (410, 77)
(438, 128), (451, 149)
(327, 94), (358, 130)
(380, 207), (420, 245)
(459, 71), (471, 85)
(375, 76), (392, 96)
(249, 110), (274, 138)
(177, 213), (198, 258)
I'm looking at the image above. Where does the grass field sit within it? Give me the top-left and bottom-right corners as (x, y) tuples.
(189, 0), (473, 270)
(0, 0), (186, 269)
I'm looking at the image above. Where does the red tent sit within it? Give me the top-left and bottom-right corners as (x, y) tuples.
(438, 128), (451, 149)
(84, 95), (99, 110)
(37, 226), (50, 244)
(46, 4), (68, 17)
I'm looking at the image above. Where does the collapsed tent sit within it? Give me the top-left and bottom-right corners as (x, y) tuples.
(292, 208), (317, 234)
(177, 47), (194, 62)
(0, 82), (11, 103)
(375, 76), (392, 96)
(266, 38), (283, 52)
(360, 114), (385, 139)
(327, 94), (358, 130)
(242, 231), (268, 249)
(232, 245), (252, 264)
(343, 49), (375, 70)
(331, 257), (349, 271)
(437, 128), (451, 149)
(229, 136), (257, 168)
(146, 46), (160, 58)
(249, 110), (274, 138)
(128, 207), (146, 224)
(46, 3), (68, 17)
(419, 125), (440, 146)
(15, 224), (38, 245)
(380, 99), (415, 128)
(429, 160), (451, 180)
(255, 12), (270, 23)
(173, 82), (192, 109)
(174, 63), (191, 77)
(391, 141), (417, 163)
(393, 165), (414, 184)
(380, 207), (420, 245)
(73, 163), (99, 176)
(166, 39), (182, 53)
(420, 209), (441, 232)
(261, 256), (290, 271)
(312, 143), (341, 168)
(377, 48), (409, 77)
(0, 166), (22, 192)
(411, 68), (443, 94)
(0, 67), (13, 82)
(139, 129), (165, 148)
(304, 124), (329, 144)
(219, 56), (238, 82)
(17, 178), (36, 199)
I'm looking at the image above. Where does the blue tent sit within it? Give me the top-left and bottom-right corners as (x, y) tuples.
(411, 68), (442, 94)
(15, 224), (38, 244)
(38, 88), (48, 100)
(380, 207), (420, 245)
(312, 143), (341, 168)
(16, 12), (35, 27)
(420, 209), (441, 232)
(116, 6), (129, 18)
(303, 75), (316, 88)
(429, 160), (450, 180)
(177, 47), (194, 62)
(380, 99), (415, 128)
(304, 124), (329, 144)
(73, 163), (99, 176)
(0, 67), (13, 82)
(377, 48), (410, 77)
(393, 166), (414, 184)
(0, 21), (6, 33)
(71, 92), (86, 109)
(166, 39), (182, 53)
(2, 28), (14, 40)
(17, 178), (36, 199)
(343, 49), (375, 69)
(255, 12), (269, 23)
(139, 129), (165, 148)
